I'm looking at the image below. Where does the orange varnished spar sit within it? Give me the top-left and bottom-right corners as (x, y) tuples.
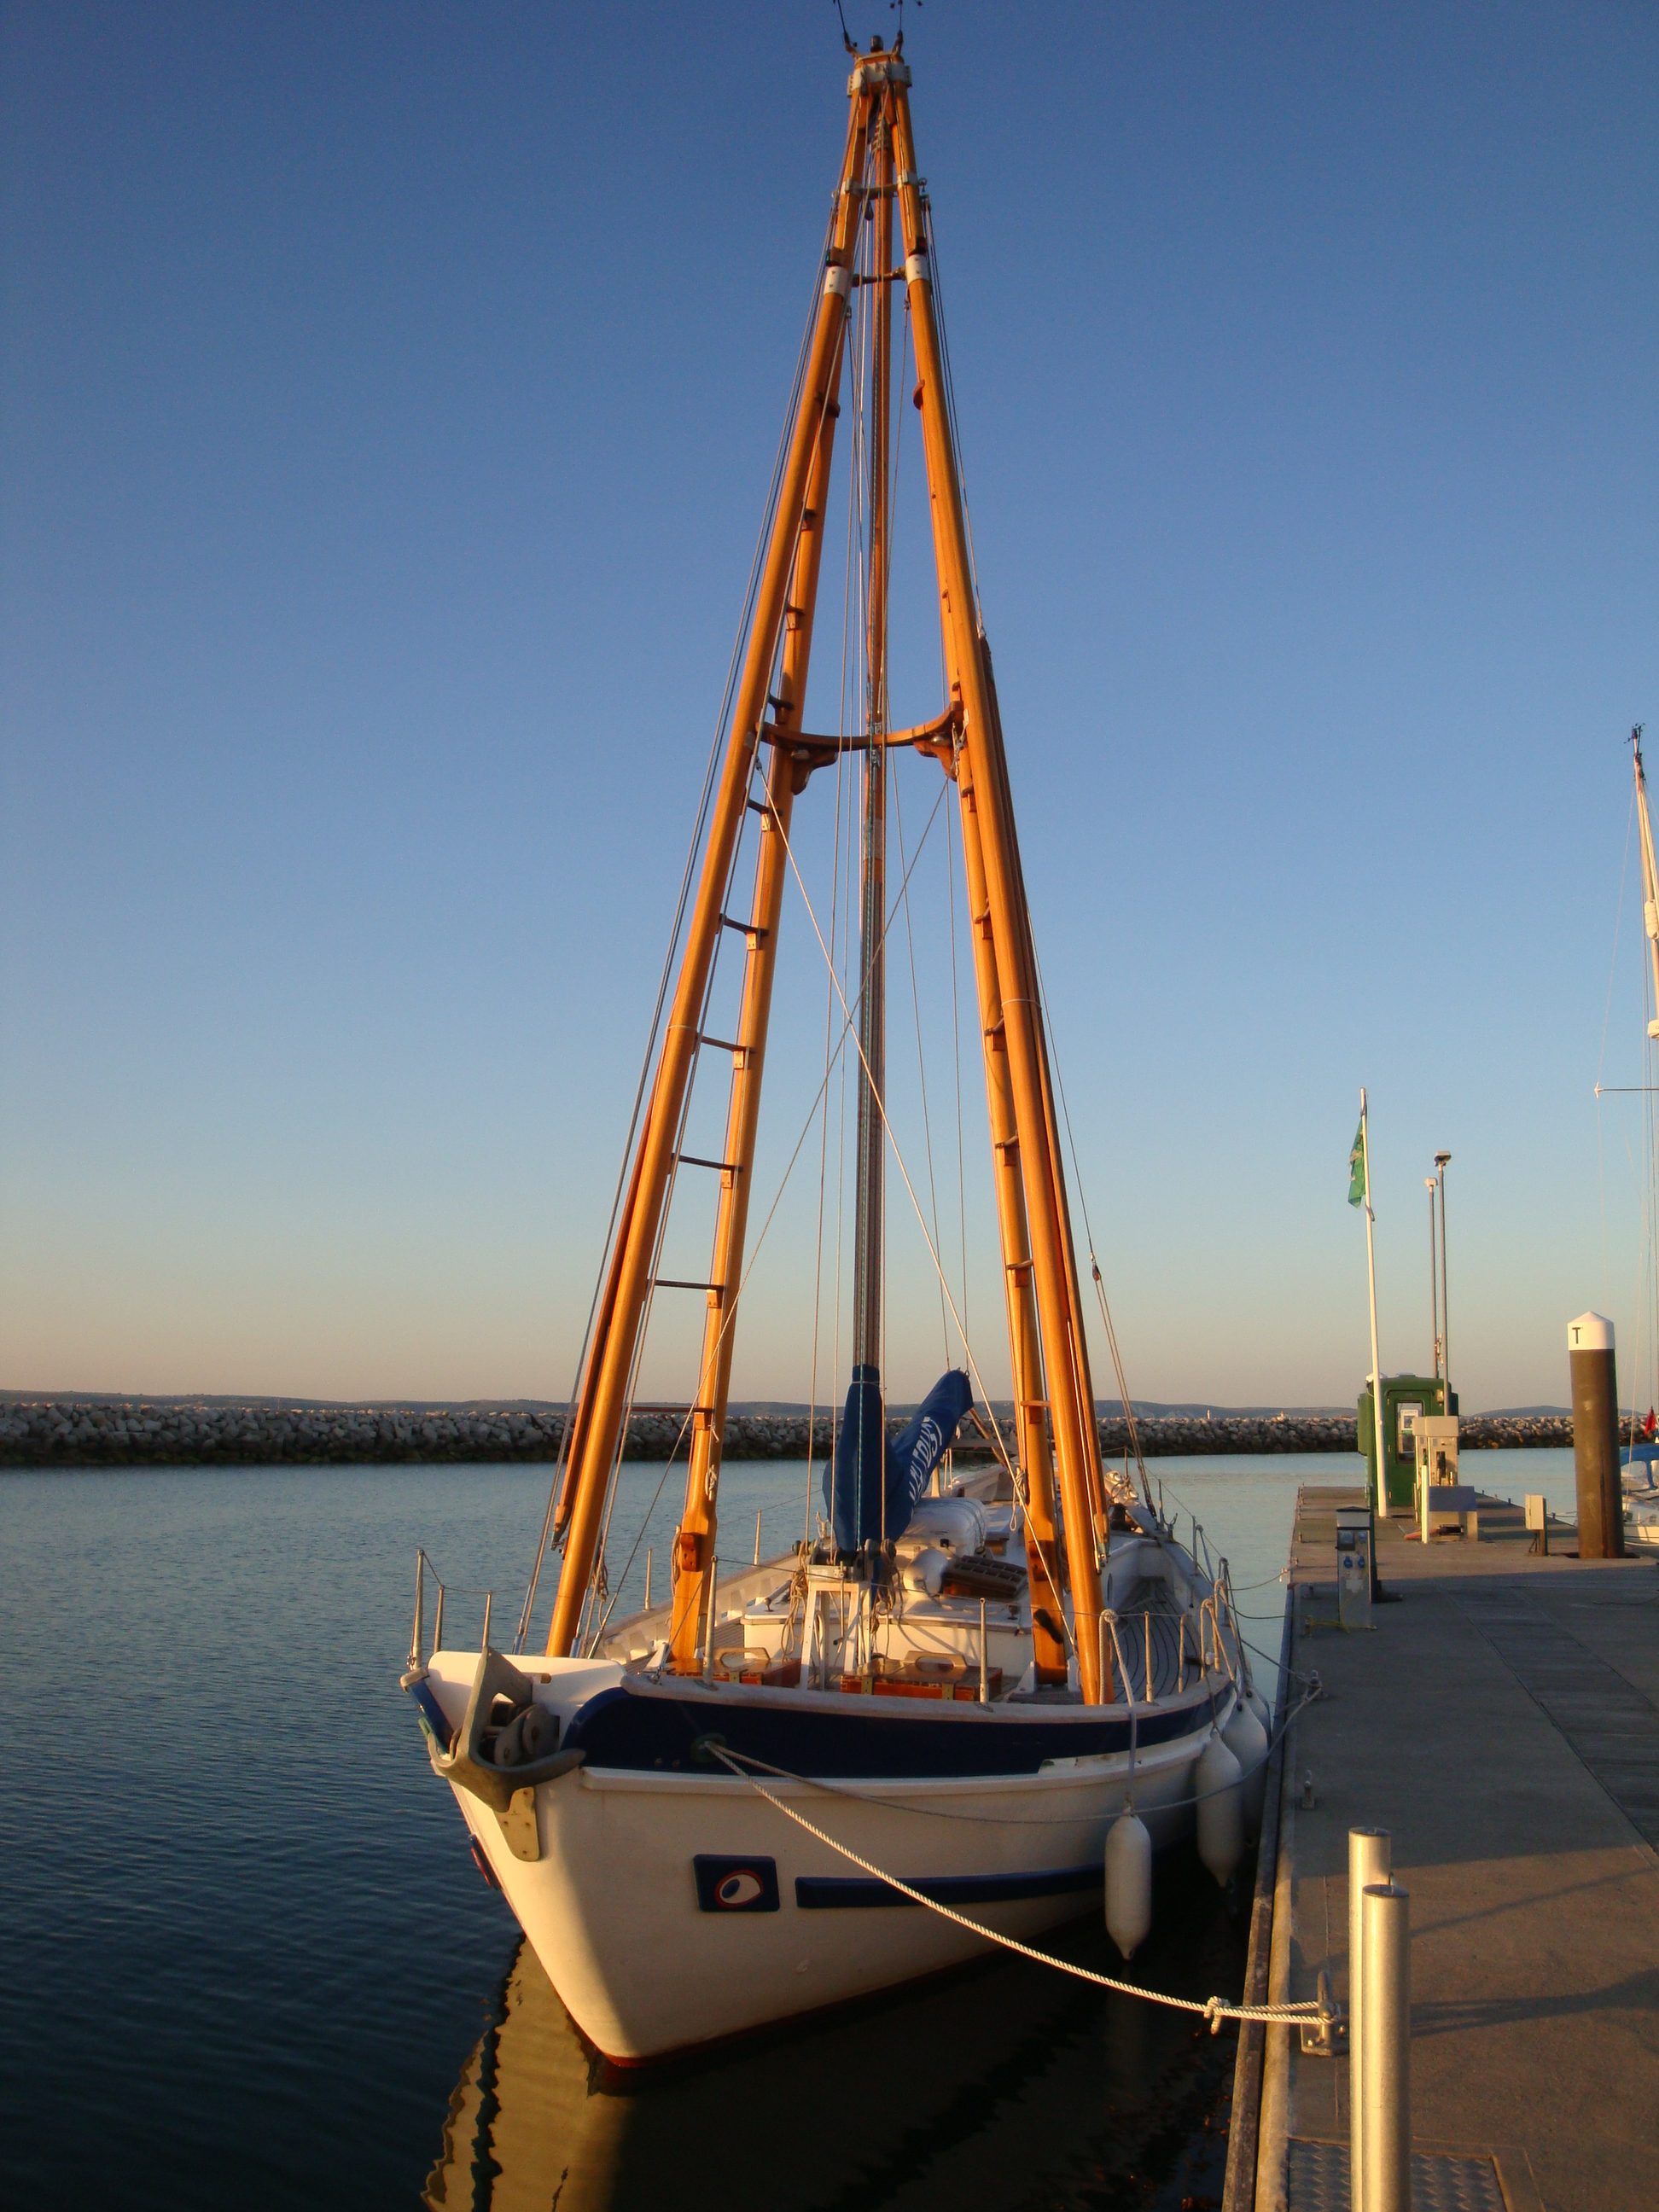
(666, 399), (844, 1672)
(547, 90), (875, 1658)
(949, 710), (1069, 1683)
(890, 86), (1107, 1701)
(985, 644), (1109, 1548)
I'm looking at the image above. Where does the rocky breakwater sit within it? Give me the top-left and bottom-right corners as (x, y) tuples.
(0, 1400), (1574, 1469)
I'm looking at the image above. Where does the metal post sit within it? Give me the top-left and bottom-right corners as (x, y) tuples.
(1435, 1152), (1452, 1407)
(754, 1508), (763, 1566)
(702, 1557), (719, 1681)
(1144, 1610), (1154, 1703)
(1425, 1177), (1440, 1385)
(643, 1547), (653, 1611)
(1348, 1827), (1393, 2212)
(480, 1590), (492, 1653)
(1360, 1882), (1412, 2212)
(410, 1550), (425, 1671)
(979, 1598), (990, 1703)
(433, 1580), (445, 1654)
(1359, 1090), (1386, 1516)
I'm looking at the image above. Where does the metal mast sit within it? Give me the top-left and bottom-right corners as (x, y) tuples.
(853, 119), (893, 1405)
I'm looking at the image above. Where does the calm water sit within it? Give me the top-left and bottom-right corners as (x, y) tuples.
(1, 1448), (1573, 2209)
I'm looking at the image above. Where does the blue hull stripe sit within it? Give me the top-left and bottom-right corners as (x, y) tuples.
(795, 1862), (1102, 1910)
(562, 1682), (1214, 1779)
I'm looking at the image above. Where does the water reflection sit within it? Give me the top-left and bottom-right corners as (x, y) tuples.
(425, 1855), (1243, 2212)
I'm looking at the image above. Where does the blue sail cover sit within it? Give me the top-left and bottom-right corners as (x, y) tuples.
(885, 1369), (974, 1534)
(825, 1366), (974, 1551)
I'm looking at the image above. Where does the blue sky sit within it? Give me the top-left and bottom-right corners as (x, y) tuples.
(3, 2), (1656, 1412)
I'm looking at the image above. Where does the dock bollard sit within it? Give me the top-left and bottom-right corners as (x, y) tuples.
(1348, 1827), (1392, 2212)
(1360, 1882), (1412, 2212)
(1568, 1313), (1625, 1559)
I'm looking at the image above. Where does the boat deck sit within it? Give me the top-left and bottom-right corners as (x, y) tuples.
(1253, 1483), (1659, 2212)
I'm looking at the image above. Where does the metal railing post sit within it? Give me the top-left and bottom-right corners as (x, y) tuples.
(643, 1548), (654, 1611)
(1360, 1881), (1412, 2212)
(754, 1508), (763, 1566)
(480, 1590), (493, 1652)
(410, 1549), (425, 1671)
(1348, 1826), (1393, 2212)
(433, 1580), (445, 1654)
(979, 1598), (990, 1703)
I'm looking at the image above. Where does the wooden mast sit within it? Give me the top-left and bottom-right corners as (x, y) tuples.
(889, 81), (1108, 1702)
(548, 86), (874, 1658)
(1635, 730), (1659, 1033)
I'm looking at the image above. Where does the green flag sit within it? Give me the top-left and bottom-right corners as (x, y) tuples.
(1348, 1115), (1367, 1208)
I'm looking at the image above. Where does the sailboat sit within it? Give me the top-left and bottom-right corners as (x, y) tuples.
(1615, 728), (1659, 1546)
(402, 38), (1265, 2064)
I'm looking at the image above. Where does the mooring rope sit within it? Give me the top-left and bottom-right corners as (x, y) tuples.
(707, 1743), (1330, 2032)
(698, 1683), (1319, 1829)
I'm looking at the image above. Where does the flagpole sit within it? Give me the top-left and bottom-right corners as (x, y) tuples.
(1360, 1086), (1385, 1513)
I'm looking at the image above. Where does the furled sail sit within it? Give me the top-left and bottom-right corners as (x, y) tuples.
(826, 1367), (974, 1552)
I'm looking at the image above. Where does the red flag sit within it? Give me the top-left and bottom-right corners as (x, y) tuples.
(1644, 1406), (1656, 1441)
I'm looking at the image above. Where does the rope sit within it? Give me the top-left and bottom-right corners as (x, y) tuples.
(699, 1686), (1318, 1828)
(768, 788), (1024, 1498)
(708, 1743), (1330, 2031)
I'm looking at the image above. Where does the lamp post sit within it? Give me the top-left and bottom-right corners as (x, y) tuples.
(1434, 1152), (1452, 1411)
(1425, 1178), (1440, 1386)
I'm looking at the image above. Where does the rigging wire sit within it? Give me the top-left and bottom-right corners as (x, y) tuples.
(515, 209), (836, 1651)
(892, 771), (950, 1355)
(585, 777), (960, 1644)
(767, 783), (1026, 1500)
(1030, 934), (1155, 1511)
(1596, 777), (1638, 1316)
(945, 795), (970, 1363)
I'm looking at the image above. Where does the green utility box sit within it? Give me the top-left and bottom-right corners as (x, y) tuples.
(1359, 1375), (1450, 1514)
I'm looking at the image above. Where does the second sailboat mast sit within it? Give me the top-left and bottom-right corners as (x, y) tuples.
(853, 124), (893, 1381)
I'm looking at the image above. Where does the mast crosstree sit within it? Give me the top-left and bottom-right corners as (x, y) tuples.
(545, 45), (1110, 1702)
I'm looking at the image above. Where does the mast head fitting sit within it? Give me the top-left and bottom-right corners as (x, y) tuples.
(848, 50), (912, 96)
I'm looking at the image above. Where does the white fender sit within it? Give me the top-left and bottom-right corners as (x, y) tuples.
(1104, 1807), (1153, 1961)
(1195, 1729), (1244, 1887)
(1222, 1696), (1271, 1837)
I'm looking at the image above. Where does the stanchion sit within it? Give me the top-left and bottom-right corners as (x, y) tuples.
(1360, 1882), (1411, 2212)
(1348, 1827), (1391, 2211)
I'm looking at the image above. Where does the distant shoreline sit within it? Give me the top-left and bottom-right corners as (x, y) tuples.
(0, 1399), (1573, 1467)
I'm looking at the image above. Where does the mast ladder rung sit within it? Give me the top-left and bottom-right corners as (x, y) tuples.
(721, 913), (769, 943)
(698, 1033), (744, 1056)
(653, 1278), (727, 1295)
(745, 797), (771, 817)
(677, 1153), (741, 1176)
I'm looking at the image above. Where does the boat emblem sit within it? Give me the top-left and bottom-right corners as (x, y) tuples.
(693, 1854), (780, 1912)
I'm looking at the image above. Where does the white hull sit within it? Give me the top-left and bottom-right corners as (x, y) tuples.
(417, 1647), (1231, 2062)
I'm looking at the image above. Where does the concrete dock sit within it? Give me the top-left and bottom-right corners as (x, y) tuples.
(1244, 1485), (1659, 2212)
